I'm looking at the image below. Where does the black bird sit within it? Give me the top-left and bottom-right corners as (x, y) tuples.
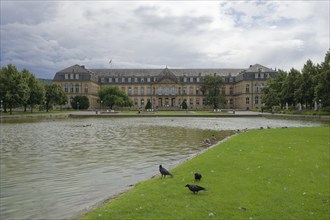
(194, 173), (202, 181)
(159, 165), (173, 178)
(185, 184), (206, 194)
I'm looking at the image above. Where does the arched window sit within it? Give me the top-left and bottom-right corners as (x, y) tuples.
(158, 87), (162, 95)
(70, 83), (74, 93)
(165, 87), (169, 95)
(65, 83), (68, 93)
(84, 84), (88, 93)
(75, 84), (79, 93)
(245, 84), (250, 93)
(230, 86), (234, 95)
(255, 96), (259, 104)
(171, 85), (175, 95)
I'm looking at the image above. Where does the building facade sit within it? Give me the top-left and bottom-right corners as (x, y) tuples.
(53, 64), (277, 111)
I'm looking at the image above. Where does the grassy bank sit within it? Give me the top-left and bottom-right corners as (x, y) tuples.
(81, 127), (329, 220)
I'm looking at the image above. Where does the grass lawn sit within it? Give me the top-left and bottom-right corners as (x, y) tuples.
(81, 127), (329, 220)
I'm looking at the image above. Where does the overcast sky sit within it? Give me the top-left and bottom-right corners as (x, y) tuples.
(1, 1), (329, 79)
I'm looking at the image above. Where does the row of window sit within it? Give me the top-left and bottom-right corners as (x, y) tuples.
(245, 83), (265, 93)
(255, 73), (267, 79)
(101, 76), (201, 84)
(64, 83), (94, 93)
(65, 74), (79, 80)
(63, 83), (264, 96)
(63, 73), (269, 82)
(131, 96), (261, 107)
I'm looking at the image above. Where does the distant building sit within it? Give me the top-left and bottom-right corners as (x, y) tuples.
(53, 64), (277, 110)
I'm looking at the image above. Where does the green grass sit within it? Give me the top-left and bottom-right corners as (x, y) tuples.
(0, 109), (74, 115)
(82, 127), (330, 220)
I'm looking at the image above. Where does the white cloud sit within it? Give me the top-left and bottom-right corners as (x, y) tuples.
(0, 1), (329, 78)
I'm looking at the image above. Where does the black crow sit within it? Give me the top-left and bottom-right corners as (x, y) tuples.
(159, 165), (173, 178)
(185, 184), (206, 193)
(194, 172), (202, 181)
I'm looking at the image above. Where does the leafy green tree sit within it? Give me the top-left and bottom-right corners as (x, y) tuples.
(44, 84), (68, 112)
(21, 69), (45, 112)
(296, 60), (318, 109)
(282, 68), (301, 107)
(262, 70), (287, 109)
(201, 75), (225, 109)
(181, 100), (188, 109)
(315, 50), (330, 108)
(0, 64), (30, 114)
(71, 96), (89, 110)
(145, 99), (152, 109)
(99, 86), (133, 109)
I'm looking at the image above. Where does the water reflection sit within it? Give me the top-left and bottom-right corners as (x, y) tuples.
(0, 117), (323, 219)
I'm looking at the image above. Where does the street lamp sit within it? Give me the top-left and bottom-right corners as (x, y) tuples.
(100, 100), (103, 112)
(44, 101), (47, 112)
(77, 101), (79, 110)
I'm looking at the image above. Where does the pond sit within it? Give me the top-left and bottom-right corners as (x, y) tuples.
(0, 117), (323, 219)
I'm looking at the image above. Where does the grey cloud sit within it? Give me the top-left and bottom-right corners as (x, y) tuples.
(134, 6), (212, 34)
(1, 1), (328, 78)
(1, 1), (59, 25)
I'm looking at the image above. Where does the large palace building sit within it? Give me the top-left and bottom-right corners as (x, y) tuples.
(53, 64), (277, 111)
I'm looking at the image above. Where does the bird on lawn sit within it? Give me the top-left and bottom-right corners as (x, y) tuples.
(194, 172), (202, 181)
(185, 184), (206, 194)
(159, 165), (173, 178)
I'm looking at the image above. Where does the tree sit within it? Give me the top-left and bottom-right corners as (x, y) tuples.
(315, 50), (330, 109)
(71, 96), (89, 110)
(181, 100), (188, 109)
(21, 69), (45, 112)
(296, 59), (318, 109)
(282, 68), (301, 107)
(44, 84), (68, 112)
(201, 75), (225, 109)
(145, 99), (152, 109)
(0, 64), (30, 114)
(262, 70), (287, 109)
(98, 86), (133, 109)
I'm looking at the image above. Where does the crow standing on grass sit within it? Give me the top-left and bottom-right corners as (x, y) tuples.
(194, 173), (202, 181)
(185, 184), (206, 194)
(159, 165), (173, 178)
